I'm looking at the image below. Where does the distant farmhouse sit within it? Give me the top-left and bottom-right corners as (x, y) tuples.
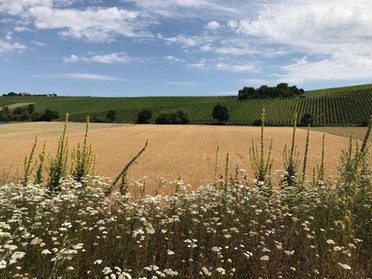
(2, 92), (57, 97)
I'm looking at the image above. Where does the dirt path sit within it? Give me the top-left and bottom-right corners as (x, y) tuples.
(0, 122), (357, 190)
(0, 102), (35, 111)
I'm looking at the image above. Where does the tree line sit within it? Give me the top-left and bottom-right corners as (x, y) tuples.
(238, 83), (305, 100)
(0, 104), (59, 122)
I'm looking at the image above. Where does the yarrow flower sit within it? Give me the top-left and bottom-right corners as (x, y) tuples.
(338, 263), (351, 270)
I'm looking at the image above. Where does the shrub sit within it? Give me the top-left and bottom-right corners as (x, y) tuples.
(155, 109), (189, 124)
(212, 104), (230, 124)
(39, 109), (59, 121)
(107, 110), (116, 122)
(300, 113), (314, 126)
(137, 110), (152, 124)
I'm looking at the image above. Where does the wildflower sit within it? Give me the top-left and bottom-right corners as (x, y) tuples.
(145, 223), (155, 235)
(94, 260), (103, 265)
(338, 263), (351, 270)
(216, 267), (226, 275)
(201, 267), (212, 276)
(326, 239), (335, 245)
(211, 246), (220, 252)
(67, 266), (74, 270)
(0, 260), (7, 269)
(167, 250), (175, 255)
(102, 266), (113, 274)
(260, 255), (269, 261)
(41, 249), (52, 255)
(30, 237), (43, 245)
(73, 243), (84, 250)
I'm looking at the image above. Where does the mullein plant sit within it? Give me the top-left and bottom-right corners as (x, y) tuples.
(35, 142), (47, 184)
(282, 113), (300, 188)
(23, 136), (38, 186)
(337, 116), (371, 250)
(249, 108), (273, 193)
(48, 113), (69, 192)
(301, 124), (311, 182)
(70, 116), (96, 183)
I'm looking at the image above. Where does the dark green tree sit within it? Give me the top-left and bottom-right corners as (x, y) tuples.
(137, 110), (152, 124)
(27, 104), (35, 114)
(212, 104), (230, 124)
(300, 113), (314, 126)
(107, 110), (116, 122)
(40, 109), (59, 121)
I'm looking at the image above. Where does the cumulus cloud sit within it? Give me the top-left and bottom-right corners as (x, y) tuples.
(227, 0), (372, 82)
(206, 21), (220, 30)
(0, 39), (26, 53)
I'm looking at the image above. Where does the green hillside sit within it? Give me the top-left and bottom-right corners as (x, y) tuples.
(1, 83), (372, 126)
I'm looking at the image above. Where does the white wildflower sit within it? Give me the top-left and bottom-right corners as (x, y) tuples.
(41, 249), (52, 255)
(216, 267), (225, 275)
(326, 239), (335, 245)
(338, 263), (351, 270)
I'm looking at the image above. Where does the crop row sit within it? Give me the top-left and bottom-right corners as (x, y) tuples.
(0, 84), (371, 126)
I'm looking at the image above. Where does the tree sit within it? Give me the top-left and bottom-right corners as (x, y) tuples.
(137, 110), (152, 124)
(212, 104), (229, 124)
(39, 109), (59, 121)
(107, 110), (116, 122)
(238, 87), (256, 100)
(27, 104), (35, 114)
(300, 113), (314, 126)
(155, 109), (189, 124)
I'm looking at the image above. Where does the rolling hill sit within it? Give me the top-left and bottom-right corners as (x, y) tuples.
(1, 83), (371, 126)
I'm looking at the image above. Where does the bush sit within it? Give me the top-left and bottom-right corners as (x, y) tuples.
(137, 110), (152, 124)
(155, 109), (189, 124)
(300, 113), (314, 126)
(107, 110), (116, 122)
(39, 109), (59, 121)
(212, 104), (229, 124)
(253, 119), (263, 126)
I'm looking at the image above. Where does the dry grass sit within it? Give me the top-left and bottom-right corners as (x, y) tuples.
(0, 122), (354, 189)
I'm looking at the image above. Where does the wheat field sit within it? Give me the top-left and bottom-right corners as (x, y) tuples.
(0, 122), (356, 190)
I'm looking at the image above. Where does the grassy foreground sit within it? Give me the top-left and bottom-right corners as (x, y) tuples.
(0, 117), (371, 278)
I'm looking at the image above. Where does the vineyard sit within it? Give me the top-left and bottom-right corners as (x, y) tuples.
(1, 83), (372, 126)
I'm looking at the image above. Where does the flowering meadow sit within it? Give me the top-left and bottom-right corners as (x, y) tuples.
(0, 115), (371, 278)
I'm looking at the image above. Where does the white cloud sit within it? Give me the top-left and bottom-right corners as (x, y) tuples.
(216, 63), (255, 72)
(159, 34), (197, 47)
(63, 52), (132, 63)
(27, 6), (142, 41)
(34, 73), (121, 80)
(206, 21), (220, 30)
(63, 54), (79, 63)
(61, 73), (120, 80)
(0, 39), (26, 53)
(89, 52), (131, 63)
(279, 53), (372, 83)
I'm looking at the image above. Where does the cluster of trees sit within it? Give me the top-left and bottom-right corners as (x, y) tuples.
(0, 104), (59, 122)
(238, 83), (305, 100)
(135, 105), (230, 125)
(2, 92), (57, 97)
(155, 109), (189, 124)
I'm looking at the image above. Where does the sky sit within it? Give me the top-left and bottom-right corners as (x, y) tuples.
(1, 0), (372, 97)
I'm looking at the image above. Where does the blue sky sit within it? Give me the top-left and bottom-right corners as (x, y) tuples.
(1, 0), (372, 97)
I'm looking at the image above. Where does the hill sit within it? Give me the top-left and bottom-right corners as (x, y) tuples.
(1, 83), (371, 126)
